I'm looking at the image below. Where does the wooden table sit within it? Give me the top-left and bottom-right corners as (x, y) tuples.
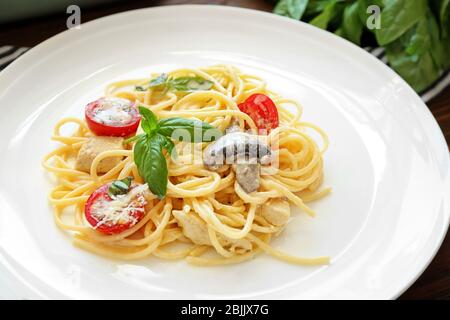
(1, 0), (449, 300)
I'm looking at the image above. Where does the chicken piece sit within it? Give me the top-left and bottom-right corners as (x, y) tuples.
(75, 136), (124, 173)
(235, 163), (260, 193)
(173, 209), (252, 251)
(261, 198), (291, 226)
(172, 209), (210, 245)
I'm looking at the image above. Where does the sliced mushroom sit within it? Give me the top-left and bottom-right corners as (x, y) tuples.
(203, 130), (271, 193)
(203, 131), (271, 169)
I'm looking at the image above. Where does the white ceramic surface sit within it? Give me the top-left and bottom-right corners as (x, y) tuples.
(0, 5), (448, 300)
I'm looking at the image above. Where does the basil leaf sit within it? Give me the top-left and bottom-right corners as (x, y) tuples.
(426, 11), (448, 70)
(309, 0), (337, 29)
(169, 76), (214, 92)
(404, 18), (429, 57)
(108, 177), (133, 198)
(342, 1), (363, 45)
(158, 117), (222, 142)
(274, 0), (289, 17)
(334, 27), (345, 37)
(134, 134), (168, 199)
(375, 0), (428, 45)
(139, 106), (158, 134)
(135, 74), (169, 91)
(124, 133), (146, 144)
(303, 0), (331, 19)
(133, 135), (150, 176)
(439, 0), (450, 37)
(157, 133), (177, 159)
(148, 73), (169, 88)
(386, 20), (440, 92)
(274, 0), (309, 20)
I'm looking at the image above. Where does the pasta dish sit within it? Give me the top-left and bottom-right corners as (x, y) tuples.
(43, 65), (330, 266)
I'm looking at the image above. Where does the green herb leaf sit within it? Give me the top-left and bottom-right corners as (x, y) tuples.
(156, 133), (177, 159)
(375, 0), (428, 45)
(169, 76), (214, 92)
(148, 73), (169, 88)
(342, 1), (363, 45)
(274, 0), (309, 20)
(309, 0), (337, 29)
(124, 133), (146, 144)
(303, 0), (332, 19)
(439, 0), (450, 37)
(274, 0), (289, 17)
(139, 106), (158, 134)
(135, 74), (213, 93)
(426, 10), (448, 70)
(108, 177), (133, 198)
(135, 73), (168, 92)
(385, 12), (442, 93)
(134, 134), (168, 199)
(158, 117), (222, 142)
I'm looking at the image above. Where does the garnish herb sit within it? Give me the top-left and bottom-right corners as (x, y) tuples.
(135, 74), (214, 93)
(108, 177), (133, 198)
(132, 106), (222, 199)
(273, 0), (450, 93)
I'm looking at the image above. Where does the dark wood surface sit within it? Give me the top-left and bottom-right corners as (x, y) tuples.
(0, 0), (449, 300)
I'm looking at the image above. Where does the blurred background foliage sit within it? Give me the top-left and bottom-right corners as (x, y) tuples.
(274, 0), (450, 93)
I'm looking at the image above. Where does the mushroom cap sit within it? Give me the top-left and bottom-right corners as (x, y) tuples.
(203, 131), (272, 169)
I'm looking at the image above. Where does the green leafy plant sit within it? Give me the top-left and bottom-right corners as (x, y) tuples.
(274, 0), (450, 93)
(108, 177), (133, 198)
(131, 107), (221, 199)
(135, 73), (214, 92)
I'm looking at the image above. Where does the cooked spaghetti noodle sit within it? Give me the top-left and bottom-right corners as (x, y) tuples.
(43, 65), (331, 266)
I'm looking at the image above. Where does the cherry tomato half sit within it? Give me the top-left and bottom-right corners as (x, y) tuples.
(238, 93), (279, 134)
(85, 97), (141, 137)
(85, 183), (146, 235)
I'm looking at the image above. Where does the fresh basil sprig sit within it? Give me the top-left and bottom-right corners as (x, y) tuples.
(132, 106), (222, 199)
(158, 117), (220, 143)
(108, 177), (133, 198)
(135, 74), (214, 93)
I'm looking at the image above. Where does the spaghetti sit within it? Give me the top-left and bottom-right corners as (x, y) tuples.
(43, 65), (331, 266)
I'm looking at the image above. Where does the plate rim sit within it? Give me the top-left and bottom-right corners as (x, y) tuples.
(0, 4), (449, 300)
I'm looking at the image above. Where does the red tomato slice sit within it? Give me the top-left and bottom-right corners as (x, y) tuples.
(85, 183), (146, 235)
(85, 97), (141, 137)
(238, 93), (279, 134)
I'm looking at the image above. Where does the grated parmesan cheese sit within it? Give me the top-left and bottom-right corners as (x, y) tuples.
(91, 183), (149, 229)
(93, 97), (134, 126)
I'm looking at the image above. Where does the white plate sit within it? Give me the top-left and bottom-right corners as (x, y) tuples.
(0, 5), (449, 300)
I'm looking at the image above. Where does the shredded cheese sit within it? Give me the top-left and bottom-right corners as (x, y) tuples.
(91, 183), (149, 229)
(93, 97), (134, 126)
